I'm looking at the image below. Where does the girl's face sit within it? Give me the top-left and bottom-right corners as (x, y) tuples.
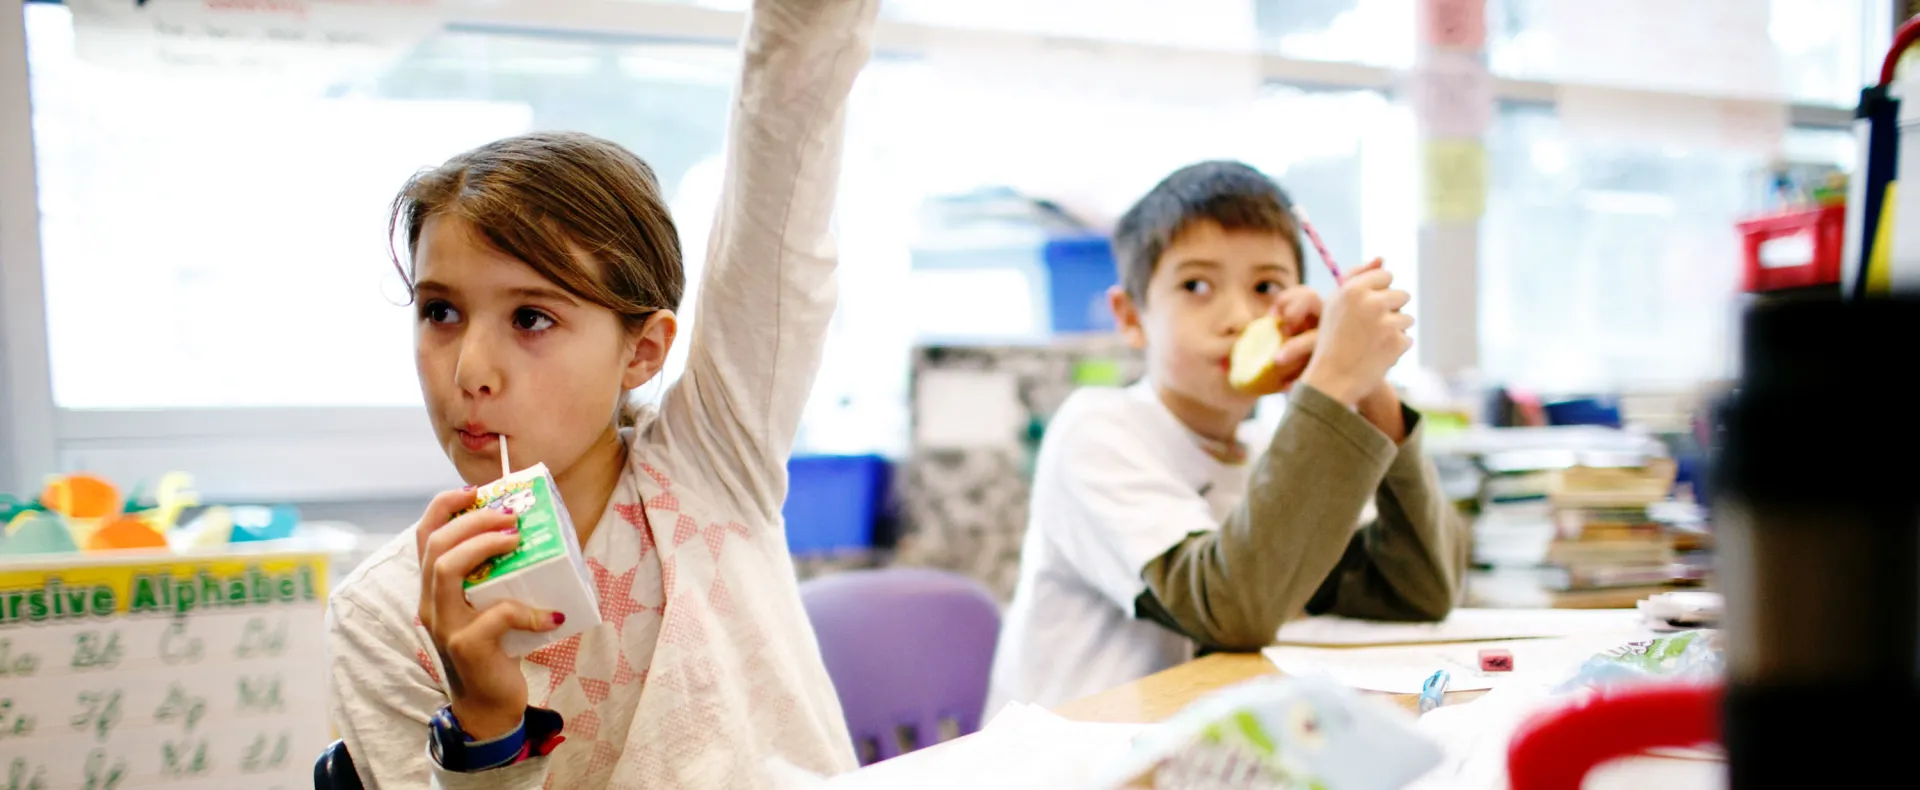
(411, 214), (667, 485)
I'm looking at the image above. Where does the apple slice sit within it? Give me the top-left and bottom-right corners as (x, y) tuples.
(1228, 315), (1289, 395)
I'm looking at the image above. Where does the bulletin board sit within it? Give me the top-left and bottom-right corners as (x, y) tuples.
(0, 547), (329, 789)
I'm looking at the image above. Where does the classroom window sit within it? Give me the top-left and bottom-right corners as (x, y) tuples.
(1251, 0), (1415, 68)
(25, 4), (734, 410)
(1479, 105), (1856, 394)
(672, 0), (1415, 64)
(1489, 0), (1880, 106)
(652, 0), (1281, 52)
(880, 0), (1262, 52)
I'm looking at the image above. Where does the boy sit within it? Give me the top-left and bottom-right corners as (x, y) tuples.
(987, 161), (1468, 710)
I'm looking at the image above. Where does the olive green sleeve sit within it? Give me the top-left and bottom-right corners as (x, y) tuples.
(1137, 385), (1467, 652)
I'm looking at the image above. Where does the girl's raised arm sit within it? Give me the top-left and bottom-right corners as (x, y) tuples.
(664, 0), (878, 517)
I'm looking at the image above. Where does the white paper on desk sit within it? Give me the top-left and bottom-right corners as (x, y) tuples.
(1263, 632), (1646, 694)
(786, 703), (1147, 790)
(1274, 608), (1645, 646)
(1403, 682), (1554, 790)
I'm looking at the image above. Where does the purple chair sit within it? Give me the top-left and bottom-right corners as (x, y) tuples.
(799, 567), (1002, 765)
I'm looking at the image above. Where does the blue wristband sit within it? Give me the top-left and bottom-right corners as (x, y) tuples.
(430, 707), (527, 773)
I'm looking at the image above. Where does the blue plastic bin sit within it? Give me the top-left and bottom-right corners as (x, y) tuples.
(783, 454), (891, 554)
(1542, 397), (1623, 428)
(1044, 235), (1118, 335)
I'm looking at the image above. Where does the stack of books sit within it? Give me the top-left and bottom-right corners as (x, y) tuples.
(1446, 427), (1709, 608)
(1542, 459), (1684, 594)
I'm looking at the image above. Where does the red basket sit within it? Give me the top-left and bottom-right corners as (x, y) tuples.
(1734, 204), (1845, 293)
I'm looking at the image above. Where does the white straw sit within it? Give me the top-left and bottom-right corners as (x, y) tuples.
(498, 434), (511, 479)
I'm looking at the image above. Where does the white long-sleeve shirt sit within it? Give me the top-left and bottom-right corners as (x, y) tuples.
(324, 1), (877, 786)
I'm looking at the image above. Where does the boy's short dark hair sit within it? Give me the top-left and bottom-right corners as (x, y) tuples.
(1111, 160), (1303, 305)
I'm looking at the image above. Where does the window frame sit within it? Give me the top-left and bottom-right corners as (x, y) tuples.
(0, 0), (1884, 499)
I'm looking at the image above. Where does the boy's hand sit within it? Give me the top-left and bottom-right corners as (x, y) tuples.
(1272, 285), (1323, 337)
(1270, 329), (1320, 392)
(1262, 285), (1324, 393)
(1300, 258), (1412, 408)
(1357, 384), (1409, 443)
(415, 490), (564, 741)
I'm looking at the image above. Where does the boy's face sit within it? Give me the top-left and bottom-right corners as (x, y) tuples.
(1111, 220), (1302, 429)
(411, 215), (669, 486)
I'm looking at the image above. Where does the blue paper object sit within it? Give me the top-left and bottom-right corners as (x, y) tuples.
(227, 504), (300, 543)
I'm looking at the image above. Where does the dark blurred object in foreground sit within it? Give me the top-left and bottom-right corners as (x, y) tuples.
(1715, 297), (1920, 786)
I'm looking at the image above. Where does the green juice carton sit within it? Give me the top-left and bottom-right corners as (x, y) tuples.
(461, 463), (600, 657)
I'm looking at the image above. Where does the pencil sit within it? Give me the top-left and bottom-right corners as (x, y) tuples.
(1292, 205), (1344, 285)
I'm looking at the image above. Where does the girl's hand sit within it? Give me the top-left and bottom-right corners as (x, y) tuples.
(1299, 258), (1412, 407)
(415, 490), (563, 740)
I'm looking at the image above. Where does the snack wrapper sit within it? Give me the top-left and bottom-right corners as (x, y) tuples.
(1090, 675), (1442, 790)
(1554, 629), (1724, 693)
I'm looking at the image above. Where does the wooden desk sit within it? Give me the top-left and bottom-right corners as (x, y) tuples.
(1053, 652), (1489, 723)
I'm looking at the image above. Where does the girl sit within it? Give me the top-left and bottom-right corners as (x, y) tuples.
(324, 1), (878, 787)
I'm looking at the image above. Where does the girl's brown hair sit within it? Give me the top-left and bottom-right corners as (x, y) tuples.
(388, 131), (685, 331)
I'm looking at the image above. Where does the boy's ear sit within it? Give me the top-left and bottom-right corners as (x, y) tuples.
(1108, 285), (1148, 350)
(621, 310), (679, 390)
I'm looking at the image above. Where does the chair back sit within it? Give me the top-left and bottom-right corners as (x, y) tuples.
(799, 567), (1001, 764)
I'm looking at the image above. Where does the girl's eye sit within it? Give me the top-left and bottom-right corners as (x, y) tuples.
(1255, 280), (1287, 295)
(420, 300), (460, 325)
(513, 308), (556, 333)
(1181, 279), (1213, 296)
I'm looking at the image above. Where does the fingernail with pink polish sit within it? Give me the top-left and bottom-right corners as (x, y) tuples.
(551, 612), (566, 626)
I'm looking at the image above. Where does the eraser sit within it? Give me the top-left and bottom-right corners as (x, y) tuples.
(1478, 648), (1513, 672)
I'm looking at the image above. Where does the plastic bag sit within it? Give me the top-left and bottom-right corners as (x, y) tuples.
(1090, 675), (1442, 790)
(1554, 629), (1724, 693)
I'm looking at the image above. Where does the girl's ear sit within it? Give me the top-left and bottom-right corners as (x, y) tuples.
(621, 310), (679, 390)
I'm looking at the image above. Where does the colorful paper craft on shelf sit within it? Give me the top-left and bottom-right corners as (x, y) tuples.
(2, 510), (79, 556)
(0, 471), (296, 557)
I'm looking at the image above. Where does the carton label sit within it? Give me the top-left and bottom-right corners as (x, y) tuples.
(461, 474), (565, 588)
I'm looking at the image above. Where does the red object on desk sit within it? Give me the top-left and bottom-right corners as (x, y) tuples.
(1506, 682), (1722, 790)
(1735, 204), (1845, 293)
(1477, 648), (1513, 672)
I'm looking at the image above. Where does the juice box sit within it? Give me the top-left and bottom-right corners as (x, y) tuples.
(461, 463), (600, 657)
